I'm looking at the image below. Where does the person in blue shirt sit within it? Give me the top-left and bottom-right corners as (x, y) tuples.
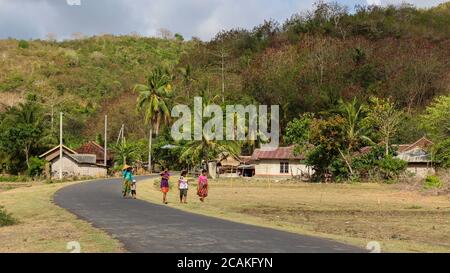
(122, 165), (134, 198)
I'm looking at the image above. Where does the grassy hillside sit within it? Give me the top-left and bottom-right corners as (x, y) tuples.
(0, 2), (448, 149)
(0, 36), (193, 145)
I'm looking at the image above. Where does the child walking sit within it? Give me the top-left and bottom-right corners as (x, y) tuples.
(197, 170), (209, 202)
(178, 171), (189, 204)
(130, 180), (137, 199)
(160, 167), (171, 204)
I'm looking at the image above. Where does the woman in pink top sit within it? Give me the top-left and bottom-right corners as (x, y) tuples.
(197, 170), (209, 202)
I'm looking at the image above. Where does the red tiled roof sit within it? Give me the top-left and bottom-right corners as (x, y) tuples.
(251, 146), (305, 161)
(76, 141), (113, 161)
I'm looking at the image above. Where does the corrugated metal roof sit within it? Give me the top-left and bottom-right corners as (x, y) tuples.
(359, 137), (434, 163)
(72, 154), (97, 164)
(251, 146), (305, 161)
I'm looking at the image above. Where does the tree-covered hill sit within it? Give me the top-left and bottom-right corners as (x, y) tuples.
(179, 2), (449, 143)
(0, 1), (449, 158)
(0, 35), (192, 145)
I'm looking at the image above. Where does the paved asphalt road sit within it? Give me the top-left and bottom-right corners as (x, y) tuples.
(54, 177), (364, 253)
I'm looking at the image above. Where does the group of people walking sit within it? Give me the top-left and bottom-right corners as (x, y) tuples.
(121, 166), (209, 204)
(159, 168), (209, 204)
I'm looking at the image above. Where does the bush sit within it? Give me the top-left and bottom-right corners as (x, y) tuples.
(0, 206), (17, 227)
(378, 156), (408, 181)
(433, 139), (450, 169)
(424, 175), (443, 190)
(27, 157), (46, 177)
(18, 40), (29, 49)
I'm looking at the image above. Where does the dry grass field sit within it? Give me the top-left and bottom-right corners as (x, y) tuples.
(1, 175), (449, 253)
(0, 181), (124, 253)
(138, 177), (450, 253)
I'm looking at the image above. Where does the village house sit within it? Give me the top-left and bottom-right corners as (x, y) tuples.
(76, 141), (114, 167)
(39, 145), (108, 179)
(360, 137), (436, 178)
(250, 146), (312, 178)
(395, 137), (435, 178)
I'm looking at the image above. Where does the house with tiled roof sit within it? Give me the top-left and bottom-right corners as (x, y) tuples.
(40, 144), (107, 179)
(250, 146), (312, 178)
(76, 141), (114, 167)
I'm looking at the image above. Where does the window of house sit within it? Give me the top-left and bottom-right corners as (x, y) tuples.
(280, 162), (289, 174)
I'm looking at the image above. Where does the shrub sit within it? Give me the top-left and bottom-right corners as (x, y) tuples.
(0, 206), (17, 227)
(27, 157), (46, 177)
(378, 156), (408, 181)
(424, 175), (443, 190)
(18, 40), (29, 49)
(433, 139), (450, 169)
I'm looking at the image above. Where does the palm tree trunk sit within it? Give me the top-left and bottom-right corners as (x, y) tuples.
(339, 148), (354, 176)
(24, 146), (30, 169)
(385, 133), (390, 157)
(148, 126), (153, 173)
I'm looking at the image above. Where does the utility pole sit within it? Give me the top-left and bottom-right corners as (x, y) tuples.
(221, 49), (225, 104)
(104, 115), (108, 168)
(148, 126), (152, 174)
(209, 48), (228, 104)
(59, 112), (63, 181)
(116, 124), (125, 145)
(51, 105), (54, 133)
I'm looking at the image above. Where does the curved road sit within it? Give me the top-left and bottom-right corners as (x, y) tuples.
(54, 177), (363, 253)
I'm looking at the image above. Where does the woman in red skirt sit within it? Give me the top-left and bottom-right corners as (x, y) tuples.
(197, 170), (209, 202)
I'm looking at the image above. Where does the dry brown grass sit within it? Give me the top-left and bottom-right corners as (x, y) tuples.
(138, 177), (450, 253)
(0, 182), (124, 253)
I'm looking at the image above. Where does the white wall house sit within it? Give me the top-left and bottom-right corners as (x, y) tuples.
(395, 137), (436, 178)
(251, 146), (312, 178)
(40, 145), (107, 179)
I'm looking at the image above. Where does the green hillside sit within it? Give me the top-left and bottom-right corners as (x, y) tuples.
(0, 2), (449, 175)
(0, 35), (192, 144)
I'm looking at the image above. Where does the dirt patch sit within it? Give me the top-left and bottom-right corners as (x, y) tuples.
(238, 205), (450, 249)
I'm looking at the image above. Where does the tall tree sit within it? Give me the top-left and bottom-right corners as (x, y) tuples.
(421, 95), (450, 168)
(335, 98), (369, 176)
(135, 67), (173, 172)
(180, 89), (241, 170)
(179, 64), (195, 100)
(421, 95), (450, 141)
(0, 101), (48, 169)
(364, 97), (404, 156)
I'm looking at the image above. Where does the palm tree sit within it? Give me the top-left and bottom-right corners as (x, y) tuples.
(134, 67), (173, 173)
(180, 138), (241, 171)
(6, 101), (47, 168)
(180, 88), (241, 172)
(179, 64), (194, 99)
(111, 141), (139, 166)
(336, 98), (370, 176)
